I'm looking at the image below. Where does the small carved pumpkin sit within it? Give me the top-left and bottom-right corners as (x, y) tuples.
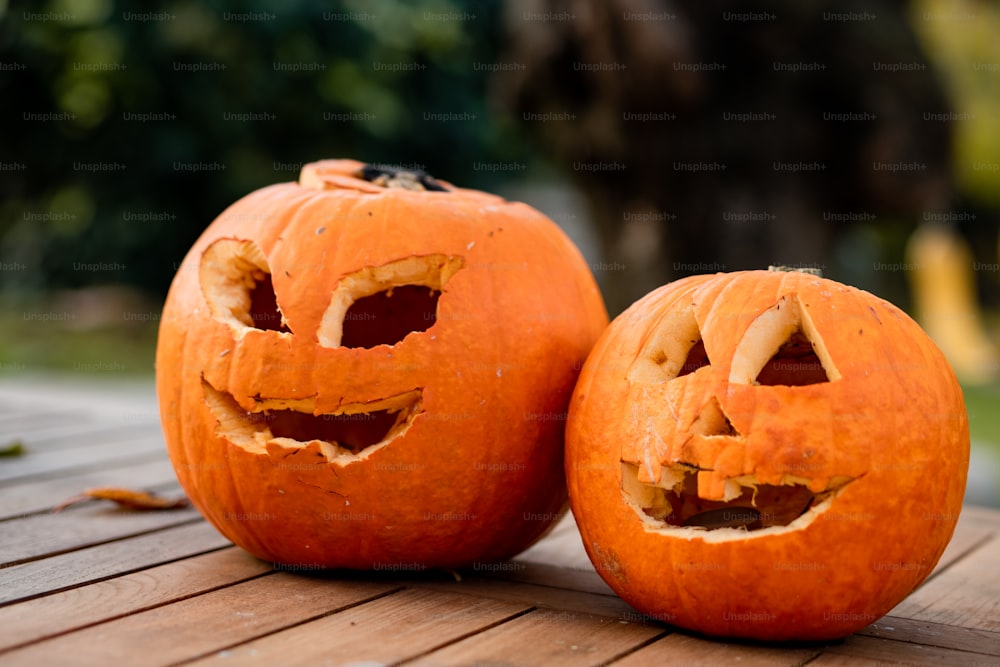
(157, 159), (608, 569)
(566, 268), (969, 641)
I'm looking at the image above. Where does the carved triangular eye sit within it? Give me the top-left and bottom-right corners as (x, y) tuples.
(755, 330), (829, 386)
(249, 274), (290, 333)
(629, 307), (713, 383)
(730, 295), (840, 386)
(200, 239), (291, 334)
(678, 339), (710, 377)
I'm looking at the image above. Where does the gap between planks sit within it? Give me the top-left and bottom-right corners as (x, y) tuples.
(0, 521), (232, 605)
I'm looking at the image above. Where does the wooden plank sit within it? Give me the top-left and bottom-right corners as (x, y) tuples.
(188, 587), (530, 666)
(888, 532), (1000, 632)
(955, 504), (1000, 528)
(410, 576), (635, 620)
(0, 494), (201, 566)
(0, 433), (165, 483)
(923, 507), (996, 581)
(811, 633), (999, 666)
(0, 574), (400, 667)
(409, 608), (666, 666)
(517, 511), (596, 573)
(495, 560), (617, 597)
(0, 457), (180, 520)
(1, 421), (161, 452)
(0, 409), (89, 434)
(0, 379), (157, 422)
(0, 548), (272, 652)
(609, 632), (821, 666)
(0, 521), (230, 605)
(861, 616), (1000, 657)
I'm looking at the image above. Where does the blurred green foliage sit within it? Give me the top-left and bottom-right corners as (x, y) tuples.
(0, 0), (532, 297)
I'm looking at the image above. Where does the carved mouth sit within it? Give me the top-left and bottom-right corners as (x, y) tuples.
(203, 379), (421, 462)
(622, 462), (852, 535)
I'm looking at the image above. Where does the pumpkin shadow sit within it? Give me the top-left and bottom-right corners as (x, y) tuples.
(666, 625), (846, 650)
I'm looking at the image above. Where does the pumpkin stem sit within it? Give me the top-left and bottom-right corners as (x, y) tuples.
(356, 164), (449, 192)
(768, 265), (823, 277)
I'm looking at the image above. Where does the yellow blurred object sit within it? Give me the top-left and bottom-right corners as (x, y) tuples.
(905, 223), (999, 384)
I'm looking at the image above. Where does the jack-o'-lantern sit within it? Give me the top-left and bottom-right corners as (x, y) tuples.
(566, 268), (969, 641)
(156, 159), (608, 569)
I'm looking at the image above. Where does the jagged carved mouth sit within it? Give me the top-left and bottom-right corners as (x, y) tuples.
(622, 462), (852, 533)
(203, 379), (422, 462)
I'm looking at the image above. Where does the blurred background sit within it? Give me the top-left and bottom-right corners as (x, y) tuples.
(1, 0), (998, 504)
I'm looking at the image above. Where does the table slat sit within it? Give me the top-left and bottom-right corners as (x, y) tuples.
(188, 587), (531, 666)
(0, 499), (200, 566)
(888, 532), (1000, 632)
(0, 457), (179, 520)
(811, 633), (999, 666)
(0, 574), (400, 667)
(408, 609), (666, 666)
(0, 434), (165, 483)
(861, 616), (1000, 656)
(410, 576), (635, 620)
(0, 548), (271, 652)
(608, 632), (822, 666)
(0, 521), (230, 605)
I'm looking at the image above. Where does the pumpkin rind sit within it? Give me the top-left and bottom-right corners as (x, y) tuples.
(565, 270), (969, 641)
(157, 159), (608, 569)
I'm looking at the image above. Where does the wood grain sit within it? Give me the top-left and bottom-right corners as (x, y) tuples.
(0, 457), (180, 520)
(924, 509), (996, 580)
(516, 510), (594, 571)
(188, 587), (530, 666)
(0, 495), (200, 566)
(609, 632), (822, 666)
(0, 433), (165, 483)
(888, 532), (1000, 631)
(0, 409), (89, 435)
(0, 521), (230, 605)
(409, 608), (666, 666)
(2, 420), (161, 452)
(0, 574), (400, 667)
(860, 615), (1000, 656)
(811, 633), (999, 666)
(0, 548), (271, 652)
(499, 559), (616, 597)
(409, 576), (636, 620)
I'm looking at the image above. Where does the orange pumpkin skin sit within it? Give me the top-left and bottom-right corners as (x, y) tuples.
(566, 270), (969, 641)
(157, 159), (608, 569)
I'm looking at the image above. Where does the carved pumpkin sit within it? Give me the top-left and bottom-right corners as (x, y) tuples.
(157, 159), (608, 569)
(565, 269), (969, 641)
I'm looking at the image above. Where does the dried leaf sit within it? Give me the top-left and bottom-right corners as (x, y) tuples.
(53, 487), (190, 513)
(0, 440), (25, 457)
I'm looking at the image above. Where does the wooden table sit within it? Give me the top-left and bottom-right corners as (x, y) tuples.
(1, 377), (998, 666)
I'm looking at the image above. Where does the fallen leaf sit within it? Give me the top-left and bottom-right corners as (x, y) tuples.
(0, 440), (25, 457)
(53, 487), (190, 513)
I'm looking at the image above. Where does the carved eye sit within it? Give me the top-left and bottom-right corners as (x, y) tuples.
(200, 239), (291, 335)
(729, 294), (839, 386)
(628, 306), (713, 384)
(318, 254), (464, 348)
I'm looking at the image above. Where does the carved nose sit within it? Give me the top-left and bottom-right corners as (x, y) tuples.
(691, 396), (739, 438)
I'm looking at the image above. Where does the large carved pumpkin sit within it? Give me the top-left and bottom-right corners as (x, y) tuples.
(566, 269), (969, 641)
(157, 159), (608, 569)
